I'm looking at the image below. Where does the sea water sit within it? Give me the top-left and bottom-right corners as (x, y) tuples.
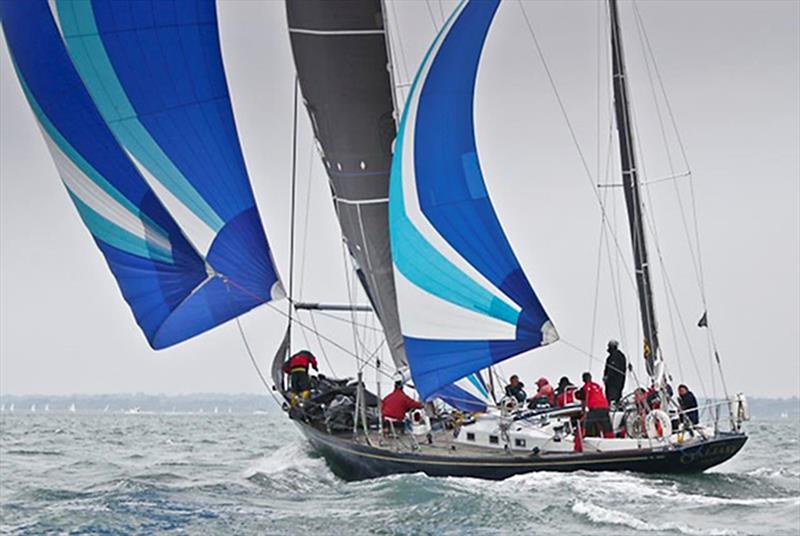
(1, 411), (798, 535)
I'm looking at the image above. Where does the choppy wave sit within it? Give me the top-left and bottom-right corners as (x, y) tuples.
(1, 414), (798, 535)
(572, 500), (738, 535)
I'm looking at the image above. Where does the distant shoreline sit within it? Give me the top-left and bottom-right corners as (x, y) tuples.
(1, 393), (798, 419)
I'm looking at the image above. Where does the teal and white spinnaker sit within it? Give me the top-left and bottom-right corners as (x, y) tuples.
(1, 0), (283, 349)
(389, 0), (557, 407)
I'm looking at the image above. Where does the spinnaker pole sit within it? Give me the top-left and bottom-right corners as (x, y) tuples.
(608, 0), (661, 382)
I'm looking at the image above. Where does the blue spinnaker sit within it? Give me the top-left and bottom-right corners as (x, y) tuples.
(1, 0), (283, 349)
(389, 0), (557, 402)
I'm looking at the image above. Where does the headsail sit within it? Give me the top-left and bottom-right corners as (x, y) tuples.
(389, 0), (557, 401)
(286, 0), (406, 368)
(1, 0), (282, 349)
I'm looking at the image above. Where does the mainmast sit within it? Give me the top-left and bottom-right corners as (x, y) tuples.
(608, 0), (661, 381)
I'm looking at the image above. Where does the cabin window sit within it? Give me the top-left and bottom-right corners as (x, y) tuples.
(489, 435), (499, 444)
(466, 432), (475, 441)
(515, 438), (526, 448)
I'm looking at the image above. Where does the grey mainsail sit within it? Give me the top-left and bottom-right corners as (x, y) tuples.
(285, 0), (406, 367)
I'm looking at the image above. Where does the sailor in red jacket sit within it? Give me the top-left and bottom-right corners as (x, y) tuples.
(555, 376), (577, 407)
(381, 381), (424, 422)
(576, 372), (614, 438)
(283, 350), (318, 405)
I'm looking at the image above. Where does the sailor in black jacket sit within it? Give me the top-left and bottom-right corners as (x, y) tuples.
(603, 340), (627, 405)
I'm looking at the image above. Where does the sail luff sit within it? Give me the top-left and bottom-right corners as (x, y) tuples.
(608, 0), (660, 378)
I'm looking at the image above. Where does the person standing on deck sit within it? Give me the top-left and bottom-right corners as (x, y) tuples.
(603, 340), (627, 405)
(576, 372), (614, 438)
(283, 350), (318, 405)
(678, 384), (700, 426)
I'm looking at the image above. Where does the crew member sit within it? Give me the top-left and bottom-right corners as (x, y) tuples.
(678, 384), (699, 426)
(603, 340), (627, 405)
(282, 350), (318, 405)
(555, 376), (576, 407)
(529, 377), (555, 409)
(577, 372), (613, 438)
(504, 375), (527, 405)
(382, 381), (424, 422)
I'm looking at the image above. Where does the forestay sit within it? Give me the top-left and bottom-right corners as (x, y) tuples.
(1, 0), (283, 349)
(389, 0), (558, 402)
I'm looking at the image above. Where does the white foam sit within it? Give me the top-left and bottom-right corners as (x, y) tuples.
(572, 501), (739, 536)
(244, 441), (325, 478)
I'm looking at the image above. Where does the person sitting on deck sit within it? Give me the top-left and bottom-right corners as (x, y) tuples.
(528, 377), (555, 409)
(678, 384), (699, 426)
(576, 372), (614, 438)
(555, 376), (577, 407)
(283, 350), (318, 406)
(504, 375), (527, 405)
(382, 381), (424, 426)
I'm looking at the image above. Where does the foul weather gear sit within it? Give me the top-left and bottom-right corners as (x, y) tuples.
(679, 389), (700, 425)
(603, 347), (627, 404)
(504, 382), (527, 404)
(579, 380), (610, 410)
(381, 387), (424, 421)
(556, 387), (576, 407)
(283, 351), (319, 404)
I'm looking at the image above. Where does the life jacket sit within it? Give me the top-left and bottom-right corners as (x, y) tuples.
(583, 381), (609, 410)
(283, 351), (318, 374)
(536, 384), (555, 406)
(557, 388), (576, 407)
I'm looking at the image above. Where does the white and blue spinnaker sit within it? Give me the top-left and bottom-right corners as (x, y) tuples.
(389, 0), (558, 409)
(1, 0), (283, 349)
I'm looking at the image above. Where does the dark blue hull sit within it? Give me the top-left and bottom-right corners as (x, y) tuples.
(296, 422), (747, 481)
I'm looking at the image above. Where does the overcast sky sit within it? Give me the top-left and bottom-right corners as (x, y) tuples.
(1, 0), (798, 399)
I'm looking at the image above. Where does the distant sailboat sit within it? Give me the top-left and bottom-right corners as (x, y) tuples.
(30, 404), (36, 412)
(1, 404), (5, 412)
(8, 404), (14, 413)
(103, 404), (110, 413)
(214, 407), (219, 414)
(44, 404), (49, 412)
(68, 403), (76, 413)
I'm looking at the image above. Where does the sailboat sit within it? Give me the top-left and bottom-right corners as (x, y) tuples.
(44, 404), (50, 412)
(30, 404), (37, 413)
(68, 403), (76, 414)
(273, 0), (748, 479)
(0, 0), (747, 481)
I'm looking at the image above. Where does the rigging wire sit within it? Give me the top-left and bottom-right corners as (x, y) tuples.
(631, 1), (708, 306)
(424, 0), (439, 31)
(234, 317), (283, 408)
(388, 0), (412, 104)
(517, 0), (636, 286)
(287, 75), (300, 353)
(631, 0), (730, 402)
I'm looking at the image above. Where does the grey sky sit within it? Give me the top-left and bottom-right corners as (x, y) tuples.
(1, 0), (798, 399)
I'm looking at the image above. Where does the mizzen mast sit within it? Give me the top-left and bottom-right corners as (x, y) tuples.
(608, 0), (661, 381)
